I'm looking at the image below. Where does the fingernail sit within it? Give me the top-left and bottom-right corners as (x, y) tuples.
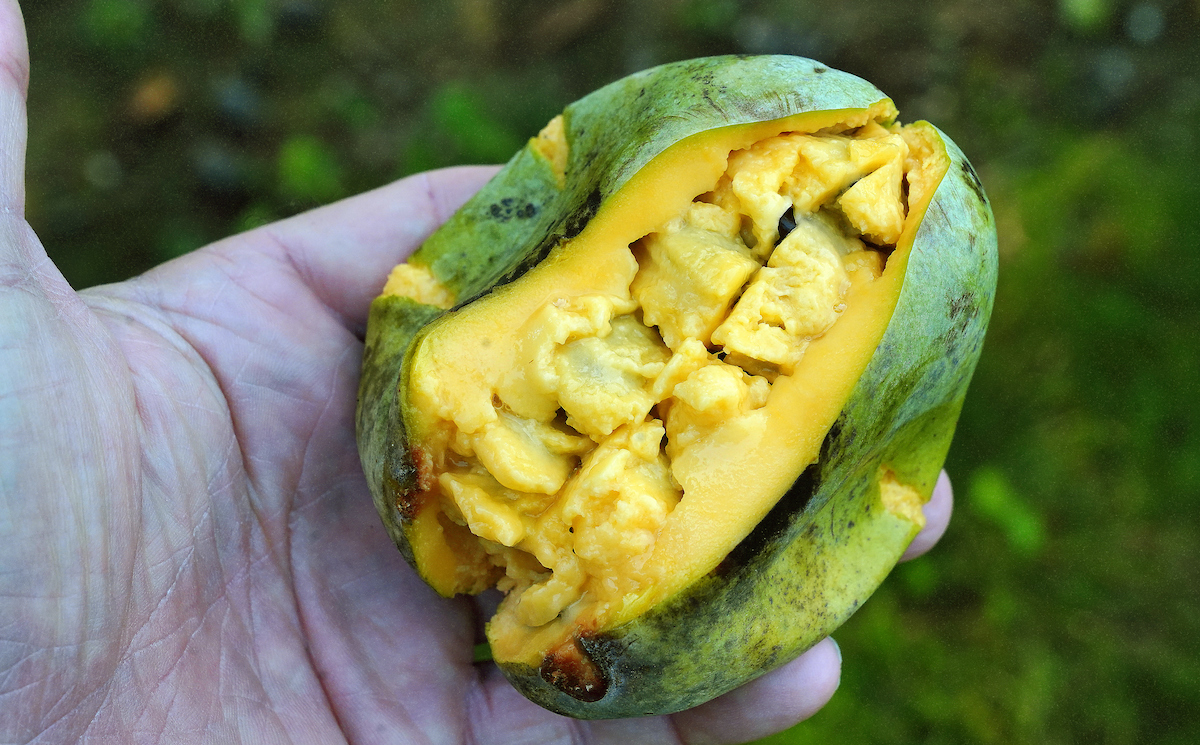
(829, 637), (841, 664)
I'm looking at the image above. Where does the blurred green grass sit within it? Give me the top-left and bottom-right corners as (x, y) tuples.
(23, 1), (1200, 742)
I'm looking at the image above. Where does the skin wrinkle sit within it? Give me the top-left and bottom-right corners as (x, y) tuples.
(132, 599), (221, 718)
(105, 314), (326, 743)
(80, 297), (225, 408)
(0, 249), (46, 293)
(260, 227), (329, 329)
(29, 674), (112, 745)
(40, 400), (133, 740)
(128, 544), (198, 650)
(0, 45), (27, 97)
(215, 594), (277, 742)
(4, 241), (88, 332)
(149, 335), (297, 572)
(281, 355), (349, 739)
(133, 270), (349, 521)
(85, 317), (151, 712)
(463, 677), (488, 745)
(111, 343), (259, 739)
(241, 541), (295, 742)
(151, 241), (375, 744)
(201, 250), (299, 334)
(115, 513), (218, 738)
(331, 606), (432, 743)
(80, 335), (227, 627)
(287, 343), (356, 516)
(205, 240), (335, 348)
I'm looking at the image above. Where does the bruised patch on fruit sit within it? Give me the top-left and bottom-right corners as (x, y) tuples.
(960, 159), (988, 207)
(541, 635), (608, 702)
(391, 446), (436, 519)
(488, 198), (539, 222)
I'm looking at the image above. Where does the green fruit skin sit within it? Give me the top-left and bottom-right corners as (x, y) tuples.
(355, 55), (997, 718)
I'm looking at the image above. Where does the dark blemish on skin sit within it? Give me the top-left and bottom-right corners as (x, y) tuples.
(715, 460), (822, 576)
(949, 291), (974, 321)
(390, 446), (435, 519)
(461, 187), (604, 310)
(564, 188), (602, 240)
(541, 635), (608, 702)
(820, 415), (846, 464)
(814, 66), (827, 74)
(960, 160), (988, 207)
(489, 197), (539, 222)
(939, 290), (981, 350)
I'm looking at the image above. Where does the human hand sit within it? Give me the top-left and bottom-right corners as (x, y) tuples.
(0, 4), (951, 742)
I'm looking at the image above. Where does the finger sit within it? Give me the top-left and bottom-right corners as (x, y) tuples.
(466, 662), (688, 745)
(901, 469), (953, 561)
(1, 1), (76, 303)
(244, 164), (499, 334)
(669, 637), (841, 745)
(0, 0), (27, 215)
(463, 639), (839, 745)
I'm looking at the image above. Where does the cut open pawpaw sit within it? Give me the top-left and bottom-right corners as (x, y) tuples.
(356, 55), (997, 718)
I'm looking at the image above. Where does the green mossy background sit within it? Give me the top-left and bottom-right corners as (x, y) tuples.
(23, 0), (1200, 742)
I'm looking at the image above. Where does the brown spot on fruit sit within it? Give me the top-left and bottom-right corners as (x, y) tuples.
(541, 634), (608, 702)
(392, 446), (437, 519)
(412, 446), (436, 493)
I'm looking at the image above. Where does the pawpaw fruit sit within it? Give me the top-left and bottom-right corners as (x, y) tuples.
(356, 55), (997, 719)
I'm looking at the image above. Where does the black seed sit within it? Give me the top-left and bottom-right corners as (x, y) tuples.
(777, 206), (797, 241)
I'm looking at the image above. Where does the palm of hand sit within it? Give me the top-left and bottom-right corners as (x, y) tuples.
(1, 6), (950, 743)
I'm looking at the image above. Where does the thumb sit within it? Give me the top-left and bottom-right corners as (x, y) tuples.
(0, 0), (26, 217)
(0, 0), (75, 303)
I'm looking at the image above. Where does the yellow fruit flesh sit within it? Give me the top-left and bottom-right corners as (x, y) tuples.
(387, 105), (949, 666)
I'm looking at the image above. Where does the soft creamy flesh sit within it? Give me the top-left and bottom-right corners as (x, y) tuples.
(384, 105), (949, 665)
